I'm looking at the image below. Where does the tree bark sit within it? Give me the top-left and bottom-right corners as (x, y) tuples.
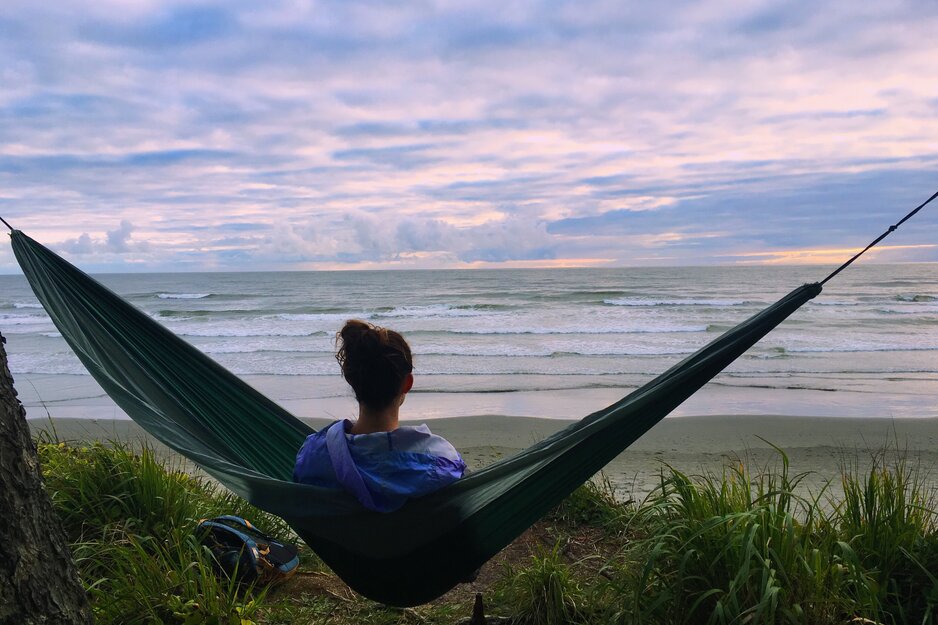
(0, 332), (92, 624)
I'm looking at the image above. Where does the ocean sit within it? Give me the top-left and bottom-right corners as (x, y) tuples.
(2, 264), (936, 421)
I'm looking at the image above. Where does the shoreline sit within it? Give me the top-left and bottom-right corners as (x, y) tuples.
(15, 370), (938, 422)
(30, 413), (938, 500)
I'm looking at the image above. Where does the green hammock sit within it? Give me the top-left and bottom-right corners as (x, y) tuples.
(11, 230), (821, 606)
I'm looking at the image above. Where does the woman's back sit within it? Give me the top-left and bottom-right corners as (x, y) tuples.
(294, 419), (465, 511)
(293, 320), (465, 511)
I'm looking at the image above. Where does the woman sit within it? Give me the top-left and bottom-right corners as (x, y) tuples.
(293, 319), (466, 512)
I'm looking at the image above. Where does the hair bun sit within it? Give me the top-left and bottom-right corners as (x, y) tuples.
(339, 319), (385, 355)
(339, 318), (374, 343)
(336, 319), (413, 410)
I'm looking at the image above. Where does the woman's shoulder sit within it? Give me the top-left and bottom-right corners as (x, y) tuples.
(388, 424), (460, 459)
(328, 421), (460, 461)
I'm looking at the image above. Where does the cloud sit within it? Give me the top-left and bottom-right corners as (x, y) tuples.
(0, 0), (937, 272)
(58, 220), (149, 257)
(60, 232), (95, 255)
(105, 220), (134, 252)
(332, 144), (443, 170)
(548, 167), (938, 263)
(79, 6), (239, 50)
(247, 211), (557, 267)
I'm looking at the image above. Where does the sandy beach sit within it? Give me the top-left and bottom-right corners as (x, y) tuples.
(29, 413), (938, 501)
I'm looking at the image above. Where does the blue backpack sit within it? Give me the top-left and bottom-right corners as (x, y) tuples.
(198, 515), (300, 584)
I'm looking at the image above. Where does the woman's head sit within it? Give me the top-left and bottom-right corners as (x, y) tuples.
(336, 319), (414, 411)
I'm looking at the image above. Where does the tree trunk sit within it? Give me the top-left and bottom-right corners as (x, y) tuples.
(0, 332), (92, 624)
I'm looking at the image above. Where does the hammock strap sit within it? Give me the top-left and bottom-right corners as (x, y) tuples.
(820, 189), (938, 286)
(0, 216), (13, 232)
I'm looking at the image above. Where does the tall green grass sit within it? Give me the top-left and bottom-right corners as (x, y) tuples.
(502, 447), (938, 625)
(38, 440), (298, 625)
(38, 441), (294, 542)
(36, 437), (938, 624)
(72, 530), (266, 625)
(496, 543), (593, 625)
(615, 450), (850, 624)
(547, 474), (630, 530)
(834, 452), (938, 623)
(39, 441), (204, 541)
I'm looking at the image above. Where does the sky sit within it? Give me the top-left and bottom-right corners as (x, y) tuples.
(1, 1), (937, 273)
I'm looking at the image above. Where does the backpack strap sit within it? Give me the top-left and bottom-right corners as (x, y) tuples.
(325, 420), (377, 510)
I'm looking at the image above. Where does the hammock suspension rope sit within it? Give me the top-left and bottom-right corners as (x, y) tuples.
(820, 188), (938, 285)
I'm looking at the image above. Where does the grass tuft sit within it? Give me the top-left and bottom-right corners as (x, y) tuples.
(618, 451), (848, 624)
(496, 542), (593, 625)
(594, 445), (938, 625)
(37, 439), (303, 624)
(547, 473), (630, 531)
(834, 450), (938, 623)
(74, 529), (266, 625)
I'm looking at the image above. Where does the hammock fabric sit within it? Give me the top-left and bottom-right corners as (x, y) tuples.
(11, 230), (821, 606)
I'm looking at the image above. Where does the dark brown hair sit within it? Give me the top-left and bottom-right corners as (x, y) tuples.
(336, 319), (414, 410)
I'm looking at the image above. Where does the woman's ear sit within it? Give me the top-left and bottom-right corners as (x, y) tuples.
(401, 373), (414, 396)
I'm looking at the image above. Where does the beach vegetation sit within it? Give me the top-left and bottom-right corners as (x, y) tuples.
(495, 542), (594, 624)
(72, 529), (265, 625)
(587, 447), (938, 625)
(36, 439), (298, 624)
(547, 473), (630, 531)
(834, 451), (938, 623)
(38, 440), (206, 542)
(33, 436), (938, 624)
(603, 450), (849, 624)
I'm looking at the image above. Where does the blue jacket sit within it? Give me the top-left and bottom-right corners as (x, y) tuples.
(293, 419), (466, 512)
